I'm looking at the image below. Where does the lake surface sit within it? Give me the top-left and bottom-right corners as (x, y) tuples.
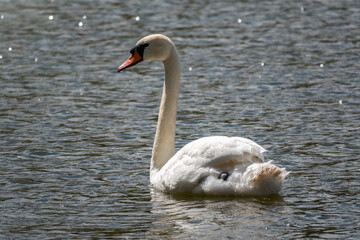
(1, 0), (359, 239)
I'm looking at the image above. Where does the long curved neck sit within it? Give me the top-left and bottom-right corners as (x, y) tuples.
(151, 47), (180, 171)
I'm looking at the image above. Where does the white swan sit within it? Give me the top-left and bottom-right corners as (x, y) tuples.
(118, 34), (288, 196)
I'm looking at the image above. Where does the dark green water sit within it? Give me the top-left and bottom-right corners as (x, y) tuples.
(1, 0), (359, 239)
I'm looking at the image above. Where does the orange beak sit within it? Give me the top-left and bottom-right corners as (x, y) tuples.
(117, 49), (142, 72)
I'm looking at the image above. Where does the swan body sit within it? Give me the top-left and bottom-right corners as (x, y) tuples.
(118, 34), (288, 196)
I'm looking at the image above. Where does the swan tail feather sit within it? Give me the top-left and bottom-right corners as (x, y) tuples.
(246, 161), (289, 195)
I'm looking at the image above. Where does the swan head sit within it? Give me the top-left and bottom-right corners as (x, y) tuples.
(118, 34), (174, 72)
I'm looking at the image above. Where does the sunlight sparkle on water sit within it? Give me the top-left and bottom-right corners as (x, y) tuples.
(0, 55), (2, 59)
(8, 47), (12, 51)
(49, 15), (54, 20)
(237, 18), (242, 23)
(78, 22), (83, 27)
(1, 14), (4, 19)
(83, 15), (87, 20)
(135, 16), (140, 21)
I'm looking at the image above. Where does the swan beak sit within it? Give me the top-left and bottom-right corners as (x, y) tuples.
(117, 49), (142, 72)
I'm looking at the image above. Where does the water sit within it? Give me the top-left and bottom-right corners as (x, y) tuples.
(1, 0), (359, 239)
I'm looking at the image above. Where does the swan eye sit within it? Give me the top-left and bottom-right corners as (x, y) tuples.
(219, 172), (229, 181)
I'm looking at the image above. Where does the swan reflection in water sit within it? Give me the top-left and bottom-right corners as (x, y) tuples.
(149, 189), (286, 238)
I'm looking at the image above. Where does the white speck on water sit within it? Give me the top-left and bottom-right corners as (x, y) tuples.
(78, 21), (83, 27)
(0, 55), (2, 59)
(8, 47), (12, 51)
(237, 18), (242, 23)
(34, 58), (38, 62)
(300, 6), (304, 13)
(49, 15), (54, 20)
(320, 63), (324, 67)
(83, 15), (87, 20)
(259, 75), (262, 79)
(261, 62), (264, 67)
(339, 100), (343, 105)
(1, 14), (4, 19)
(135, 16), (140, 21)
(189, 67), (192, 71)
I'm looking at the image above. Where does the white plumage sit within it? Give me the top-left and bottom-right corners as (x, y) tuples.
(151, 136), (288, 195)
(118, 34), (288, 196)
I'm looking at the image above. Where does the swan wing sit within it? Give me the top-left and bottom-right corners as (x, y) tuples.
(173, 136), (266, 168)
